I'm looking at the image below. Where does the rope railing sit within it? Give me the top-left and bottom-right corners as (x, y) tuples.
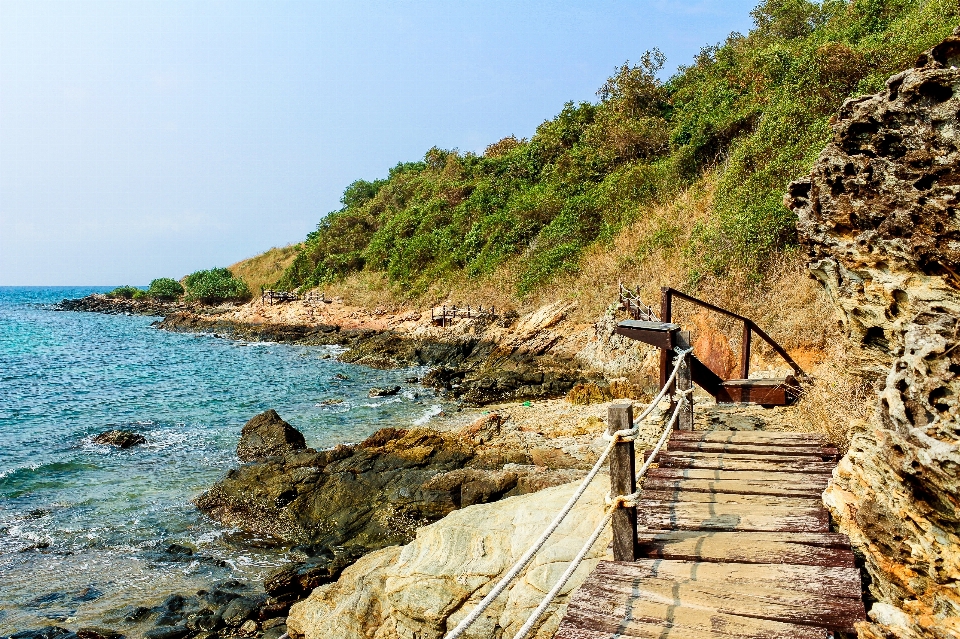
(442, 347), (694, 639)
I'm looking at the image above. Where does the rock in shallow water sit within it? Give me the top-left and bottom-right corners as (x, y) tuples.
(787, 31), (960, 639)
(367, 385), (401, 397)
(92, 430), (146, 449)
(236, 410), (306, 462)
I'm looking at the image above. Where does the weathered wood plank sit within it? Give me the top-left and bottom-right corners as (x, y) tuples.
(640, 489), (822, 509)
(642, 476), (825, 498)
(634, 530), (856, 567)
(636, 500), (830, 532)
(655, 452), (835, 473)
(556, 602), (829, 639)
(648, 467), (831, 484)
(667, 440), (833, 457)
(558, 560), (864, 636)
(670, 430), (826, 446)
(636, 530), (852, 548)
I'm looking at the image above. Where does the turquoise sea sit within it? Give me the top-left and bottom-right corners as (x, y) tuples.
(0, 287), (443, 633)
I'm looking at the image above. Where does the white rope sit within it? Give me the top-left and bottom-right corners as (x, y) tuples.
(442, 432), (618, 639)
(443, 349), (692, 639)
(512, 389), (691, 638)
(602, 347), (693, 442)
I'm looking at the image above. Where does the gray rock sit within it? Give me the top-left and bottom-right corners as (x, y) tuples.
(221, 596), (261, 627)
(367, 386), (401, 397)
(92, 430), (146, 449)
(141, 627), (189, 639)
(236, 410), (307, 462)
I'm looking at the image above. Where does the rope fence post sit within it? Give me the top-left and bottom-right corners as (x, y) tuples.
(676, 331), (693, 431)
(607, 402), (637, 561)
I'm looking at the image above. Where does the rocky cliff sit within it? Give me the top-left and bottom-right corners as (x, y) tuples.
(786, 33), (960, 639)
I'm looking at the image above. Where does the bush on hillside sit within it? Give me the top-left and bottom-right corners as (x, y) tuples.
(147, 278), (184, 301)
(183, 268), (251, 304)
(273, 0), (959, 296)
(107, 285), (143, 300)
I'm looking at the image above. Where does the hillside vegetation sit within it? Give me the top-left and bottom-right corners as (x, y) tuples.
(271, 0), (957, 306)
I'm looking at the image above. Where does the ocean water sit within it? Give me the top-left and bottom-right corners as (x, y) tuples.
(0, 287), (445, 633)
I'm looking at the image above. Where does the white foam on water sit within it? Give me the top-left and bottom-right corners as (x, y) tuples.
(413, 404), (443, 426)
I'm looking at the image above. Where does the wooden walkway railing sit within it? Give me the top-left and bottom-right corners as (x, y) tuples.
(430, 304), (496, 327)
(261, 290), (329, 305)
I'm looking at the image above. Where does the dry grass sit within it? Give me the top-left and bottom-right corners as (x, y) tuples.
(792, 341), (878, 454)
(230, 245), (301, 293)
(319, 271), (411, 313)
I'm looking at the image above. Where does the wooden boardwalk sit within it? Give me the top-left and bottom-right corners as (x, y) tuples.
(556, 429), (866, 639)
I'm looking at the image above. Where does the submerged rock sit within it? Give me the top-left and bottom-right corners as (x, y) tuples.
(236, 410), (307, 462)
(787, 32), (960, 639)
(92, 430), (146, 449)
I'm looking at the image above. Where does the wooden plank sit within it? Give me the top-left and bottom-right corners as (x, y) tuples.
(636, 500), (830, 533)
(634, 531), (856, 568)
(642, 477), (826, 498)
(716, 383), (794, 406)
(557, 560), (864, 636)
(640, 490), (822, 509)
(670, 431), (826, 446)
(615, 320), (680, 349)
(648, 468), (831, 485)
(667, 440), (832, 457)
(636, 530), (852, 549)
(556, 602), (828, 639)
(655, 452), (835, 474)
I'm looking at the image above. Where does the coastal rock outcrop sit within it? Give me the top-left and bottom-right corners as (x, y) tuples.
(786, 33), (960, 639)
(58, 294), (187, 317)
(287, 479), (611, 639)
(196, 413), (593, 589)
(236, 410), (307, 462)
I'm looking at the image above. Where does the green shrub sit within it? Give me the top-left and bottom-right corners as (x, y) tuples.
(271, 0), (959, 295)
(183, 268), (251, 303)
(106, 285), (142, 300)
(146, 278), (184, 300)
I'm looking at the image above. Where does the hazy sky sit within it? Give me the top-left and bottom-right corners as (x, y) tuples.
(0, 0), (757, 286)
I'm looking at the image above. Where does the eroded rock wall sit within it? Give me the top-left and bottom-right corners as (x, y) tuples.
(786, 33), (960, 639)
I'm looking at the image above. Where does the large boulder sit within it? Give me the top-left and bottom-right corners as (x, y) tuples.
(287, 479), (611, 639)
(236, 410), (307, 462)
(786, 33), (960, 639)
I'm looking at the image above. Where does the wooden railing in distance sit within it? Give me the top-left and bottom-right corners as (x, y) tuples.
(660, 287), (806, 380)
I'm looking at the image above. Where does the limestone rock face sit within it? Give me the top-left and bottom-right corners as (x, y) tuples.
(286, 479), (611, 639)
(787, 34), (960, 639)
(787, 34), (960, 365)
(236, 409), (307, 462)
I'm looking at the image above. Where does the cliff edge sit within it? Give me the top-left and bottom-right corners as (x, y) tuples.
(787, 32), (960, 639)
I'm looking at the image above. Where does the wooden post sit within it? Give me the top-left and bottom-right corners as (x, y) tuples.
(740, 322), (752, 380)
(608, 402), (637, 562)
(659, 288), (674, 390)
(676, 331), (693, 431)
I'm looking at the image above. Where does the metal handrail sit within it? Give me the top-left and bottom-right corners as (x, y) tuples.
(661, 287), (806, 380)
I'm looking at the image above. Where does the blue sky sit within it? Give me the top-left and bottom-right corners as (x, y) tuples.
(0, 0), (758, 285)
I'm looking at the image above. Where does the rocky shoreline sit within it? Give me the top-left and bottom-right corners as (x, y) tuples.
(60, 294), (655, 408)
(10, 401), (609, 639)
